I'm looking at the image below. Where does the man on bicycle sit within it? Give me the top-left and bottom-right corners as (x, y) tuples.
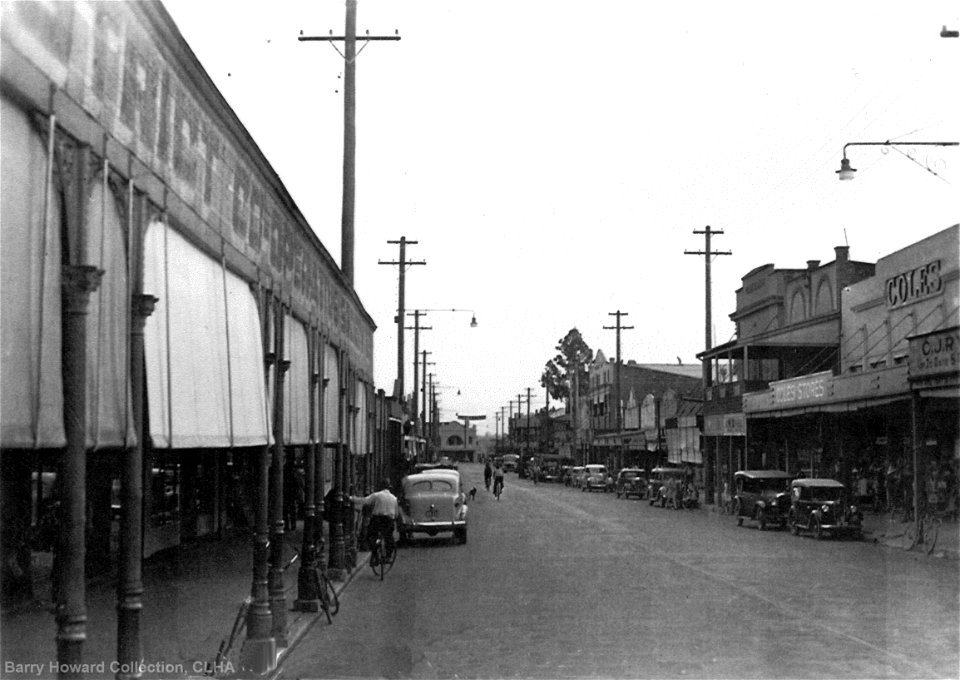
(493, 463), (505, 498)
(351, 479), (398, 566)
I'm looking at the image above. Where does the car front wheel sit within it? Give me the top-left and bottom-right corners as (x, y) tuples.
(735, 500), (743, 526)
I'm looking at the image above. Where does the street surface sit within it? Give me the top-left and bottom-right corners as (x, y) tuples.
(282, 463), (959, 679)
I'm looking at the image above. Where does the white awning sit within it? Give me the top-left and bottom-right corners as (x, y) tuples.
(284, 315), (310, 445)
(144, 221), (271, 448)
(1, 97), (65, 448)
(323, 344), (340, 443)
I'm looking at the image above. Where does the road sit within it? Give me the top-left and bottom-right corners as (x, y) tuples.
(281, 463), (959, 679)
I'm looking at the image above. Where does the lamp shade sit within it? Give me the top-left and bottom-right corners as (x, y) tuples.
(836, 157), (857, 180)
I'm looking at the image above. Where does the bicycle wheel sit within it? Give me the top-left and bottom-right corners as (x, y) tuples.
(376, 540), (387, 581)
(321, 575), (340, 616)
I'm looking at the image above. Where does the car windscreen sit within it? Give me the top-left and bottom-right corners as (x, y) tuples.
(408, 479), (454, 493)
(809, 486), (844, 502)
(621, 472), (639, 479)
(759, 478), (791, 492)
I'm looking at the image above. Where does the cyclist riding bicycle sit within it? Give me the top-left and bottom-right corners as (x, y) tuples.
(484, 461), (493, 491)
(493, 463), (505, 498)
(350, 479), (399, 566)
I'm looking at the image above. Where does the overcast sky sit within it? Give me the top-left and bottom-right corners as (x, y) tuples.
(162, 0), (958, 434)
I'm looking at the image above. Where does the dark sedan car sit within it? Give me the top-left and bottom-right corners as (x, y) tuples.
(787, 478), (863, 540)
(615, 468), (647, 499)
(732, 470), (793, 530)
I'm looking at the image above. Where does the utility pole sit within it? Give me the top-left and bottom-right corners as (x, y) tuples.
(525, 387), (533, 459)
(420, 350), (434, 439)
(299, 4), (400, 285)
(685, 226), (732, 384)
(406, 312), (431, 436)
(378, 237), (424, 402)
(603, 311), (634, 434)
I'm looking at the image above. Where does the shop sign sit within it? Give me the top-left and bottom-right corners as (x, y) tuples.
(770, 371), (832, 406)
(704, 413), (746, 436)
(909, 327), (959, 379)
(886, 260), (943, 309)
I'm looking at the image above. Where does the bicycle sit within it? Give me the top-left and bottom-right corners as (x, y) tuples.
(369, 529), (396, 581)
(212, 596), (250, 674)
(313, 563), (340, 623)
(493, 478), (503, 500)
(905, 510), (944, 555)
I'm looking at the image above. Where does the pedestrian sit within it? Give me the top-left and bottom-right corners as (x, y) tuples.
(484, 460), (493, 491)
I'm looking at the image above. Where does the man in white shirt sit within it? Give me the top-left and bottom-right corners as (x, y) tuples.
(351, 479), (399, 565)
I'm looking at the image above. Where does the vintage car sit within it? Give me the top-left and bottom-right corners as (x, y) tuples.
(502, 454), (519, 472)
(647, 466), (686, 507)
(787, 478), (863, 540)
(581, 464), (608, 492)
(732, 470), (793, 530)
(398, 469), (468, 544)
(615, 468), (647, 499)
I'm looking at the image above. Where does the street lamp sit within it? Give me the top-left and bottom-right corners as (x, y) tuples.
(407, 308), (478, 437)
(836, 140), (958, 180)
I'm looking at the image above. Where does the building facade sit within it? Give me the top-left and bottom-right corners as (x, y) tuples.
(0, 3), (396, 674)
(743, 225), (959, 514)
(699, 244), (876, 504)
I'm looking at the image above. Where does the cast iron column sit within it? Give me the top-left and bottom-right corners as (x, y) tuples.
(58, 264), (103, 679)
(269, 330), (290, 647)
(116, 293), (156, 679)
(296, 329), (320, 611)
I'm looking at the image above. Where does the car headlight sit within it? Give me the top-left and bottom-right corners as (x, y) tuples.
(821, 504), (831, 514)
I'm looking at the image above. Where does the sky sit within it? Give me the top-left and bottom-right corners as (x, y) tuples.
(162, 0), (959, 434)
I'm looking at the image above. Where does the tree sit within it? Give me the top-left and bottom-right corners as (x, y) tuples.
(540, 328), (593, 403)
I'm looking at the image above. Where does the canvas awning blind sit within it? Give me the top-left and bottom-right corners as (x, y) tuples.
(84, 177), (136, 449)
(143, 221), (271, 448)
(283, 314), (310, 445)
(323, 344), (340, 443)
(354, 378), (368, 455)
(1, 97), (65, 448)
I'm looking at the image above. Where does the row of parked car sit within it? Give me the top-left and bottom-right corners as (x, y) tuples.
(557, 464), (864, 539)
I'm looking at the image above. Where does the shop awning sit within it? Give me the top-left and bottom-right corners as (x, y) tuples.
(1, 97), (65, 448)
(144, 221), (271, 448)
(284, 315), (311, 445)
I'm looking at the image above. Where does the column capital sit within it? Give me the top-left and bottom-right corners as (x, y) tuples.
(61, 265), (103, 312)
(132, 294), (159, 319)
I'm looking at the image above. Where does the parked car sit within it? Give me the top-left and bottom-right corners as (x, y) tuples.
(568, 466), (585, 488)
(615, 468), (647, 499)
(581, 464), (608, 492)
(787, 478), (863, 540)
(502, 454), (519, 472)
(732, 470), (793, 530)
(647, 466), (686, 507)
(398, 468), (468, 544)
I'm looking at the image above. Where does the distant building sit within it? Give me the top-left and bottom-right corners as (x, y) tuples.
(437, 420), (478, 463)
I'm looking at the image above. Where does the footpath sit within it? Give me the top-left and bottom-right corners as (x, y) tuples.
(0, 528), (369, 680)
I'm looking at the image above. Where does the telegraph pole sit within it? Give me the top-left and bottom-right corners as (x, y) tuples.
(684, 226), (732, 383)
(378, 237), (424, 401)
(603, 311), (634, 434)
(299, 3), (400, 285)
(525, 387), (534, 459)
(406, 312), (431, 435)
(420, 350), (434, 439)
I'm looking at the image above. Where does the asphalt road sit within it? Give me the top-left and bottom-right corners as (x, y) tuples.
(281, 463), (959, 679)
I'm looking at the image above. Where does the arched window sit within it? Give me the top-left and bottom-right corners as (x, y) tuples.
(447, 435), (464, 446)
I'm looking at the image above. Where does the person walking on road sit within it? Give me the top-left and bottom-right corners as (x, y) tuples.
(484, 461), (493, 492)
